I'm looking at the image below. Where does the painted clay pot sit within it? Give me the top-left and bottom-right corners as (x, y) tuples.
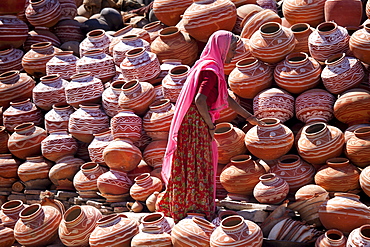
(334, 88), (370, 126)
(32, 74), (68, 111)
(345, 126), (370, 168)
(245, 118), (294, 161)
(152, 0), (193, 26)
(132, 226), (172, 247)
(79, 29), (111, 55)
(46, 51), (78, 80)
(3, 98), (43, 132)
(58, 0), (77, 20)
(162, 65), (189, 103)
(88, 129), (113, 165)
(0, 15), (29, 49)
(228, 57), (273, 99)
(97, 169), (132, 196)
(349, 24), (370, 65)
(0, 45), (23, 74)
(240, 9), (282, 39)
(68, 104), (109, 143)
(282, 0), (326, 27)
(271, 154), (315, 193)
(324, 0), (362, 28)
(53, 19), (84, 43)
(295, 88), (336, 124)
(0, 225), (15, 247)
(216, 89), (239, 124)
(8, 123), (47, 160)
(291, 23), (314, 54)
(220, 154), (266, 196)
(0, 154), (19, 178)
(344, 124), (370, 142)
(0, 200), (25, 228)
(111, 109), (142, 142)
(108, 25), (150, 55)
(17, 156), (52, 189)
(296, 122), (345, 165)
(321, 53), (364, 94)
(360, 165), (370, 200)
(253, 88), (294, 123)
(308, 22), (350, 63)
(319, 193), (370, 234)
(0, 128), (9, 154)
(315, 157), (360, 193)
(224, 37), (251, 75)
(347, 225), (370, 247)
(0, 71), (35, 109)
(210, 215), (263, 247)
(25, 0), (61, 27)
(23, 27), (61, 52)
(233, 4), (263, 35)
(249, 22), (295, 64)
(59, 205), (102, 247)
(143, 21), (166, 43)
(44, 103), (74, 133)
(102, 80), (124, 117)
(89, 214), (139, 247)
(127, 160), (153, 182)
(41, 130), (78, 161)
(0, 0), (27, 14)
(112, 34), (150, 66)
(214, 123), (246, 165)
(130, 173), (162, 201)
(49, 156), (84, 191)
(143, 139), (167, 169)
(73, 162), (108, 198)
(14, 204), (62, 247)
(139, 212), (175, 234)
(274, 52), (321, 94)
(253, 173), (289, 204)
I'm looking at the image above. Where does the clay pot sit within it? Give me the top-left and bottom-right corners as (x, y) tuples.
(253, 173), (289, 204)
(360, 165), (370, 197)
(233, 4), (263, 35)
(152, 0), (192, 26)
(253, 88), (294, 123)
(22, 42), (62, 78)
(290, 23), (314, 54)
(210, 215), (263, 246)
(3, 98), (43, 132)
(66, 72), (104, 108)
(345, 126), (370, 167)
(132, 226), (172, 247)
(97, 169), (132, 195)
(46, 51), (78, 80)
(214, 123), (246, 165)
(0, 45), (23, 74)
(295, 88), (336, 124)
(271, 154), (315, 193)
(0, 0), (26, 15)
(53, 19), (84, 43)
(127, 201), (144, 213)
(44, 103), (74, 133)
(245, 118), (294, 161)
(79, 29), (111, 55)
(143, 21), (166, 42)
(0, 71), (35, 109)
(162, 65), (190, 103)
(315, 229), (347, 247)
(0, 15), (29, 49)
(282, 0), (326, 27)
(130, 173), (162, 201)
(59, 205), (102, 247)
(0, 225), (15, 247)
(8, 123), (47, 160)
(88, 129), (113, 165)
(321, 53), (364, 94)
(113, 34), (150, 66)
(41, 130), (78, 161)
(228, 57), (273, 99)
(0, 200), (25, 228)
(110, 109), (142, 142)
(58, 0), (77, 20)
(120, 47), (161, 83)
(102, 80), (124, 117)
(32, 74), (68, 111)
(319, 193), (370, 234)
(23, 27), (61, 52)
(49, 156), (84, 191)
(118, 79), (156, 117)
(308, 22), (350, 63)
(17, 156), (52, 189)
(274, 52), (321, 94)
(216, 89), (240, 124)
(249, 22), (295, 64)
(333, 88), (370, 126)
(89, 214), (139, 247)
(73, 162), (108, 198)
(25, 0), (61, 27)
(0, 127), (9, 154)
(220, 154), (266, 196)
(171, 216), (215, 246)
(296, 122), (345, 165)
(347, 225), (370, 247)
(139, 212), (175, 234)
(127, 159), (153, 182)
(146, 192), (159, 212)
(0, 154), (19, 178)
(143, 139), (167, 169)
(324, 0), (362, 28)
(350, 24), (370, 65)
(240, 9), (282, 39)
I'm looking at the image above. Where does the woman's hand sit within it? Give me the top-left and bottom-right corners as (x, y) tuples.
(247, 116), (265, 126)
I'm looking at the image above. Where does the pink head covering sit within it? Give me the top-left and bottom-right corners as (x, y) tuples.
(161, 30), (233, 186)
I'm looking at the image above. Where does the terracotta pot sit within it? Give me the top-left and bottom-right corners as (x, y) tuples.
(0, 200), (25, 228)
(162, 65), (190, 103)
(0, 0), (26, 14)
(120, 47), (161, 83)
(59, 205), (102, 247)
(130, 173), (162, 201)
(360, 165), (370, 197)
(171, 216), (215, 246)
(41, 130), (78, 161)
(0, 154), (19, 178)
(290, 23), (314, 54)
(139, 212), (175, 234)
(0, 225), (15, 247)
(150, 26), (198, 66)
(79, 29), (111, 55)
(127, 201), (144, 213)
(333, 88), (370, 126)
(89, 214), (139, 247)
(245, 118), (294, 160)
(315, 229), (347, 247)
(14, 204), (62, 247)
(88, 129), (113, 165)
(111, 109), (142, 142)
(180, 0), (236, 42)
(233, 4), (263, 35)
(295, 88), (336, 124)
(216, 89), (240, 124)
(102, 80), (124, 117)
(253, 173), (289, 204)
(228, 57), (273, 99)
(296, 122), (345, 165)
(0, 71), (35, 109)
(25, 0), (61, 27)
(113, 34), (150, 66)
(143, 139), (167, 169)
(44, 103), (74, 133)
(118, 79), (156, 117)
(216, 163), (230, 200)
(73, 162), (108, 198)
(58, 0), (77, 20)
(350, 24), (370, 65)
(46, 51), (78, 80)
(308, 22), (350, 62)
(127, 160), (153, 182)
(132, 226), (172, 247)
(146, 192), (159, 212)
(253, 88), (294, 123)
(324, 0), (362, 28)
(240, 9), (281, 39)
(214, 123), (246, 165)
(249, 22), (295, 64)
(319, 193), (370, 234)
(0, 45), (23, 74)
(143, 21), (166, 43)
(97, 169), (132, 195)
(8, 123), (47, 160)
(282, 0), (326, 27)
(152, 0), (192, 26)
(53, 19), (84, 43)
(210, 215), (263, 246)
(22, 42), (62, 78)
(0, 15), (29, 49)
(345, 126), (370, 167)
(274, 52), (321, 94)
(17, 156), (52, 189)
(49, 156), (84, 191)
(134, 128), (152, 152)
(347, 225), (370, 247)
(23, 27), (61, 52)
(0, 127), (9, 154)
(321, 53), (364, 94)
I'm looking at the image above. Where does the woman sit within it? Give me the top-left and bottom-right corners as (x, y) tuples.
(157, 30), (263, 222)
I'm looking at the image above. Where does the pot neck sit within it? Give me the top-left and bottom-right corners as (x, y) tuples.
(0, 71), (21, 85)
(324, 229), (346, 246)
(260, 22), (283, 38)
(285, 52), (309, 66)
(25, 156), (45, 163)
(70, 72), (93, 83)
(278, 154), (301, 168)
(354, 127), (370, 139)
(87, 29), (107, 41)
(317, 22), (338, 35)
(325, 53), (346, 66)
(63, 206), (86, 227)
(10, 98), (33, 108)
(1, 200), (24, 214)
(326, 157), (350, 168)
(122, 80), (142, 95)
(149, 99), (172, 113)
(40, 74), (61, 84)
(0, 46), (15, 56)
(142, 212), (164, 225)
(220, 215), (246, 232)
(19, 204), (43, 224)
(303, 122), (328, 138)
(31, 42), (53, 53)
(14, 122), (36, 134)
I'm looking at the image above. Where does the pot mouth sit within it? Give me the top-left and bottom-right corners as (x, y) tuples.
(260, 22), (281, 35)
(360, 225), (370, 240)
(325, 229), (344, 242)
(236, 57), (258, 67)
(14, 122), (34, 132)
(121, 34), (138, 40)
(160, 26), (179, 36)
(2, 200), (23, 210)
(55, 51), (73, 56)
(290, 23), (310, 33)
(279, 154), (299, 164)
(125, 47), (145, 57)
(354, 127), (370, 135)
(10, 98), (31, 106)
(20, 204), (40, 217)
(64, 206), (82, 222)
(286, 52), (308, 63)
(325, 53), (345, 65)
(326, 157), (349, 165)
(134, 173), (150, 182)
(52, 103), (71, 109)
(0, 70), (19, 79)
(41, 74), (60, 81)
(88, 29), (105, 38)
(143, 21), (162, 30)
(96, 213), (119, 224)
(111, 80), (125, 89)
(81, 162), (99, 171)
(141, 212), (164, 223)
(304, 122), (326, 135)
(260, 118), (279, 126)
(220, 215), (244, 229)
(31, 42), (52, 49)
(215, 122), (232, 134)
(318, 22), (337, 33)
(122, 79), (139, 90)
(70, 72), (91, 80)
(150, 99), (170, 108)
(259, 173), (276, 181)
(169, 65), (189, 76)
(231, 154), (252, 163)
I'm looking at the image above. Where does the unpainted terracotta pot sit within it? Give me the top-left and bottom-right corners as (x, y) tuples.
(17, 156), (52, 190)
(290, 23), (314, 54)
(324, 0), (362, 28)
(49, 156), (84, 191)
